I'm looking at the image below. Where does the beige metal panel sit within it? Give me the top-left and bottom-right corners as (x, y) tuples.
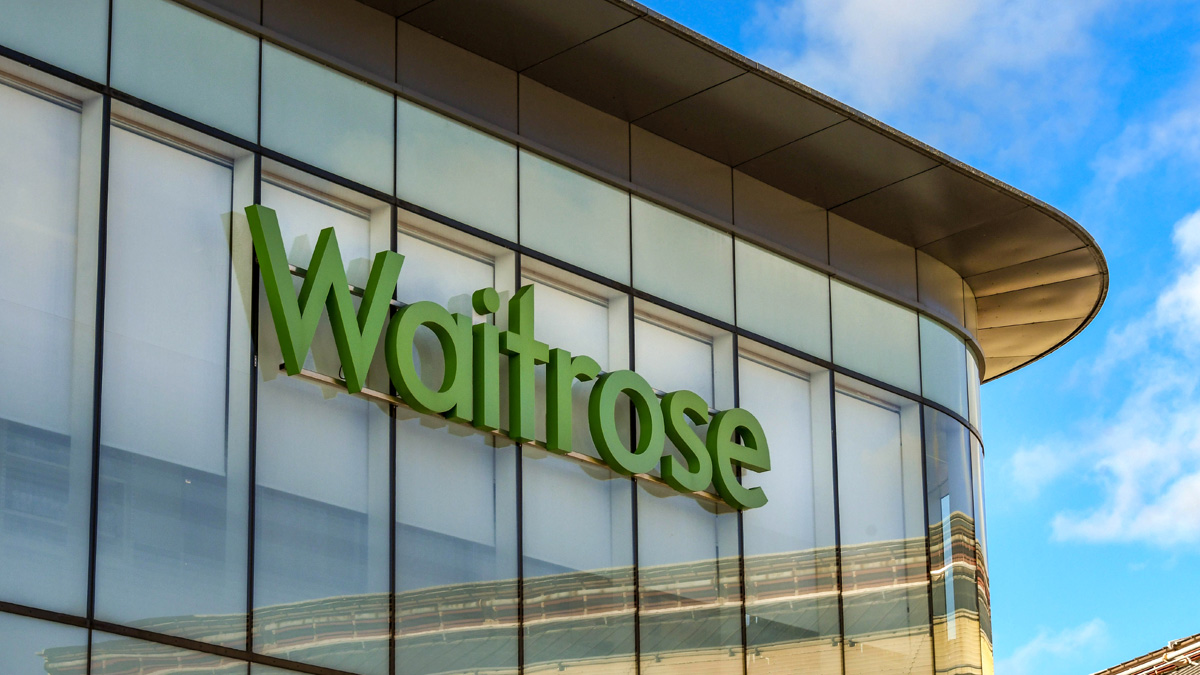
(830, 214), (918, 302)
(397, 20), (519, 131)
(635, 72), (844, 166)
(356, 0), (429, 14)
(965, 283), (979, 337)
(401, 0), (636, 71)
(920, 207), (1087, 278)
(631, 126), (732, 222)
(522, 18), (745, 121)
(975, 276), (1102, 329)
(918, 251), (966, 327)
(738, 121), (939, 209)
(832, 165), (1024, 248)
(264, 0), (396, 80)
(966, 248), (1096, 297)
(518, 75), (630, 180)
(983, 356), (1030, 380)
(732, 171), (827, 264)
(978, 319), (1080, 357)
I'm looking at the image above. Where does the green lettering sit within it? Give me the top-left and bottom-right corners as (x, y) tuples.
(660, 390), (713, 493)
(545, 349), (601, 454)
(589, 370), (664, 475)
(707, 408), (770, 509)
(500, 286), (549, 442)
(385, 301), (473, 421)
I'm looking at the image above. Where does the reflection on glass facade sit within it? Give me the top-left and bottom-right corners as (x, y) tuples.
(0, 15), (993, 675)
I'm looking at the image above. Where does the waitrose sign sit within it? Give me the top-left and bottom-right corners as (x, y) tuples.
(246, 205), (771, 509)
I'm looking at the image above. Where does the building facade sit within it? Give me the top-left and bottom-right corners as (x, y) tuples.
(0, 1), (1107, 674)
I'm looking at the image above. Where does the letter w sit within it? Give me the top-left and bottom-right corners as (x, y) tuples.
(245, 205), (404, 394)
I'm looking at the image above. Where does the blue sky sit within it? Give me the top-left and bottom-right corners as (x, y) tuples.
(637, 1), (1200, 672)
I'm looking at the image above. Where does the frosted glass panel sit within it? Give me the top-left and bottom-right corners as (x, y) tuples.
(398, 100), (517, 241)
(254, 188), (390, 675)
(831, 280), (919, 393)
(523, 447), (634, 674)
(0, 612), (87, 674)
(968, 351), (982, 430)
(921, 316), (969, 417)
(91, 632), (243, 675)
(835, 385), (931, 675)
(262, 44), (394, 193)
(0, 0), (108, 82)
(111, 0), (259, 139)
(97, 127), (248, 645)
(734, 239), (830, 359)
(632, 197), (734, 324)
(519, 151), (630, 282)
(637, 484), (741, 673)
(396, 231), (494, 309)
(634, 319), (713, 404)
(0, 82), (91, 614)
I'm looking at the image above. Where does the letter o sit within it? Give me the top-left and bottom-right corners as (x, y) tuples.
(588, 370), (665, 475)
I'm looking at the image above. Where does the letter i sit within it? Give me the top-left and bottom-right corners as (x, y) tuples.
(472, 288), (502, 431)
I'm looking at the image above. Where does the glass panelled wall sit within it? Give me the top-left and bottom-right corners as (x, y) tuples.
(0, 13), (988, 675)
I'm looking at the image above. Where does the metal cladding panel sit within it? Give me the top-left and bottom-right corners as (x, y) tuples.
(732, 170), (827, 264)
(519, 75), (630, 179)
(832, 165), (1026, 248)
(918, 251), (967, 326)
(631, 126), (732, 221)
(206, 0), (260, 21)
(738, 121), (940, 209)
(635, 72), (845, 166)
(522, 18), (746, 121)
(966, 248), (1097, 297)
(829, 213), (918, 302)
(396, 20), (519, 131)
(979, 319), (1080, 358)
(357, 0), (431, 14)
(919, 207), (1088, 278)
(264, 0), (397, 79)
(975, 275), (1103, 329)
(401, 0), (637, 71)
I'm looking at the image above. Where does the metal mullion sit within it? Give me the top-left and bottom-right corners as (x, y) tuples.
(84, 91), (113, 675)
(245, 152), (262, 656)
(626, 131), (642, 673)
(918, 405), (939, 671)
(513, 249), (526, 675)
(389, 32), (399, 672)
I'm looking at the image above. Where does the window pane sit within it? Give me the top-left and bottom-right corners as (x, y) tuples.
(925, 409), (982, 675)
(262, 44), (394, 193)
(96, 127), (247, 645)
(523, 447), (635, 673)
(739, 357), (840, 675)
(972, 435), (992, 658)
(0, 81), (91, 614)
(634, 319), (714, 405)
(835, 381), (931, 675)
(831, 280), (920, 393)
(111, 0), (258, 140)
(0, 0), (108, 82)
(519, 151), (630, 283)
(637, 485), (741, 674)
(632, 197), (734, 324)
(734, 240), (830, 359)
(968, 351), (982, 431)
(0, 612), (86, 674)
(397, 100), (517, 241)
(89, 631), (244, 675)
(254, 188), (390, 675)
(920, 316), (969, 417)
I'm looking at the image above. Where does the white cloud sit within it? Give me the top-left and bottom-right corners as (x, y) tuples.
(746, 0), (1115, 162)
(1010, 209), (1200, 547)
(996, 619), (1108, 675)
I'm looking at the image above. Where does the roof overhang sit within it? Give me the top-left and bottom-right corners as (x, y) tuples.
(360, 0), (1108, 381)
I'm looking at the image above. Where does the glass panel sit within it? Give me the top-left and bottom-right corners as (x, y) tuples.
(634, 319), (714, 405)
(734, 239), (830, 359)
(90, 631), (244, 675)
(392, 226), (518, 675)
(527, 277), (617, 459)
(96, 127), (247, 645)
(0, 80), (92, 614)
(111, 0), (259, 140)
(0, 612), (87, 674)
(261, 43), (394, 193)
(835, 378), (931, 675)
(831, 280), (920, 393)
(254, 186), (390, 675)
(523, 447), (636, 674)
(397, 99), (517, 241)
(637, 485), (741, 674)
(519, 150), (630, 283)
(632, 197), (734, 324)
(0, 0), (108, 82)
(740, 356), (840, 675)
(968, 351), (982, 431)
(925, 408), (982, 675)
(920, 316), (969, 417)
(972, 435), (991, 653)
